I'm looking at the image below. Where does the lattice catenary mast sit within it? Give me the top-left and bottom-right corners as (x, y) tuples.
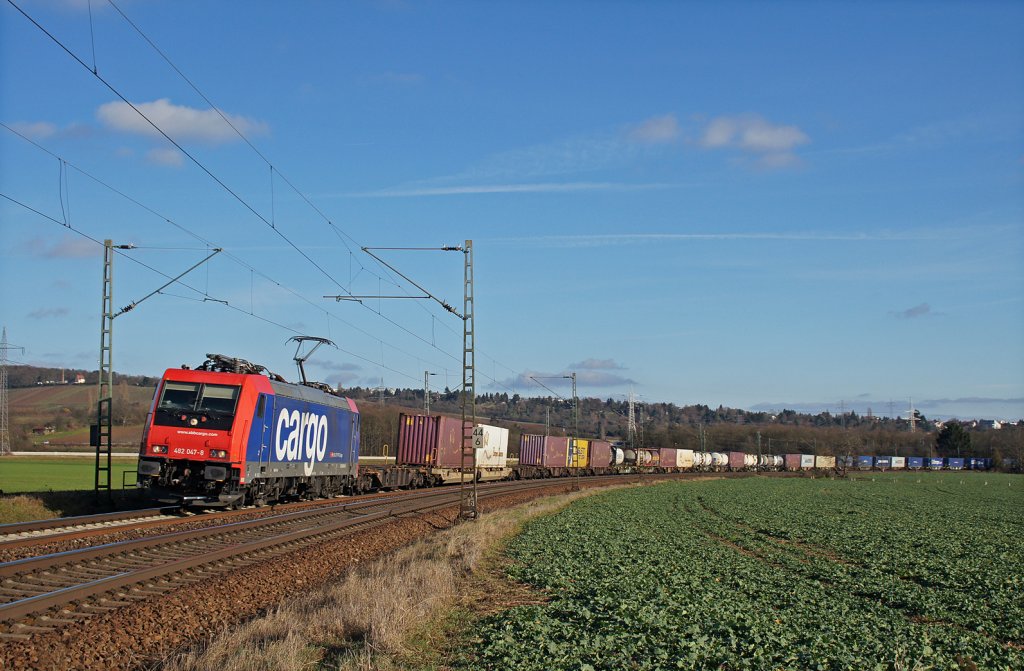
(1, 327), (25, 456)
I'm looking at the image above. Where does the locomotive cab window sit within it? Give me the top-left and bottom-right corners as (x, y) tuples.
(197, 384), (240, 414)
(159, 382), (201, 410)
(154, 381), (240, 431)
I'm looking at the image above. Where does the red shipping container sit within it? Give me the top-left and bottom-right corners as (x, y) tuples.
(659, 448), (678, 469)
(519, 434), (545, 466)
(397, 414), (466, 469)
(519, 434), (571, 467)
(728, 451), (747, 470)
(784, 453), (802, 471)
(590, 440), (612, 469)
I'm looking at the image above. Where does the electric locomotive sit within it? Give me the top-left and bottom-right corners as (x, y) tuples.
(137, 354), (360, 507)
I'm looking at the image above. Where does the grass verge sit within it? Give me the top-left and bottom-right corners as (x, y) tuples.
(160, 485), (627, 671)
(0, 456), (139, 493)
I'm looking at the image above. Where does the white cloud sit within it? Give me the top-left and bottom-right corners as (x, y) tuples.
(27, 307), (69, 319)
(96, 98), (268, 143)
(23, 234), (98, 259)
(570, 358), (627, 370)
(146, 147), (185, 167)
(503, 365), (636, 391)
(627, 114), (680, 145)
(699, 114), (809, 168)
(8, 121), (57, 139)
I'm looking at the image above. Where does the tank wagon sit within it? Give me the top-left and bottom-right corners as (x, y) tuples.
(137, 354), (360, 508)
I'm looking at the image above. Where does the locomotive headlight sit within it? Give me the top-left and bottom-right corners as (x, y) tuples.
(210, 449), (228, 459)
(151, 445), (168, 454)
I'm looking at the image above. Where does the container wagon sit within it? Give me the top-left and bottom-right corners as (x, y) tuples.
(857, 456), (875, 470)
(661, 448), (679, 471)
(815, 455), (836, 469)
(947, 457), (965, 470)
(394, 414), (511, 485)
(728, 451), (747, 471)
(589, 440), (613, 472)
(518, 435), (580, 477)
(907, 456), (924, 470)
(891, 456), (907, 469)
(927, 457), (945, 470)
(658, 447), (696, 471)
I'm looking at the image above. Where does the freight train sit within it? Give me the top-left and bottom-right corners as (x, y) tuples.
(135, 355), (742, 507)
(136, 355), (994, 508)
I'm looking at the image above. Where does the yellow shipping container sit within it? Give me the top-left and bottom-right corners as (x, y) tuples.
(569, 438), (590, 468)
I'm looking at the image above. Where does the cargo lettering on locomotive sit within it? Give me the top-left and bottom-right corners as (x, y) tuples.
(275, 408), (329, 476)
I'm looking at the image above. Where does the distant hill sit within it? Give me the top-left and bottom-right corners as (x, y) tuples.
(6, 365), (158, 390)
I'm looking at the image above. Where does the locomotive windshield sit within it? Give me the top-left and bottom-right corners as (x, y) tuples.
(154, 381), (240, 431)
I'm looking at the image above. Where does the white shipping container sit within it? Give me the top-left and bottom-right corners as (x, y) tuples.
(891, 456), (906, 469)
(473, 424), (509, 468)
(800, 454), (815, 469)
(676, 449), (695, 469)
(815, 455), (836, 469)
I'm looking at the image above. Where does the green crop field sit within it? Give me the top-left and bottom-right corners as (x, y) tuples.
(0, 457), (139, 494)
(458, 474), (1024, 671)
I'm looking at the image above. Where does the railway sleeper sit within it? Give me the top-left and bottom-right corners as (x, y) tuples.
(76, 603), (119, 614)
(37, 614), (82, 625)
(57, 609), (92, 620)
(0, 631), (32, 642)
(10, 622), (56, 634)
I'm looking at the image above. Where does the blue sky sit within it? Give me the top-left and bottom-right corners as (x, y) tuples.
(2, 0), (1022, 421)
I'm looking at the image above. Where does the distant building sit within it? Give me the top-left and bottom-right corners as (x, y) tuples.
(74, 373), (86, 384)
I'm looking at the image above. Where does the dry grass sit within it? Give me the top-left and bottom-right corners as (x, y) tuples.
(0, 494), (57, 523)
(161, 486), (621, 671)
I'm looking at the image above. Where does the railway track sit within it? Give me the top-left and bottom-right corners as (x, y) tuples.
(0, 476), (614, 641)
(0, 489), (426, 555)
(0, 507), (183, 545)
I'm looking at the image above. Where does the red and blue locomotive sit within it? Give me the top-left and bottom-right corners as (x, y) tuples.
(137, 354), (360, 507)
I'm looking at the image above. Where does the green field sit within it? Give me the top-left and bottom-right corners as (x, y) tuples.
(458, 474), (1024, 670)
(0, 457), (139, 493)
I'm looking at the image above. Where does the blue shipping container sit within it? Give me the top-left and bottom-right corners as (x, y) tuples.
(856, 455), (874, 470)
(875, 456), (892, 469)
(907, 456), (924, 469)
(947, 457), (965, 470)
(927, 457), (944, 469)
